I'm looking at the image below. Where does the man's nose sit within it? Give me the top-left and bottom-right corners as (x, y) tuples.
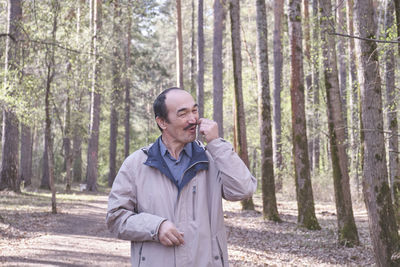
(188, 112), (198, 123)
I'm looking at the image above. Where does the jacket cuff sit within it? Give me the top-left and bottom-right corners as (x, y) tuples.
(154, 218), (167, 242)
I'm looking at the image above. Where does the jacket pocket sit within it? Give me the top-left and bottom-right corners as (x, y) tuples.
(192, 185), (197, 221)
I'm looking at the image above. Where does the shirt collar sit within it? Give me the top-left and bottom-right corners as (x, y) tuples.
(159, 138), (193, 159)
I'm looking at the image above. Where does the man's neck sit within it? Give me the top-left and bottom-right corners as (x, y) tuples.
(161, 135), (185, 160)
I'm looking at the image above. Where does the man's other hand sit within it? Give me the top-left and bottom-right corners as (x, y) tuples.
(158, 220), (185, 247)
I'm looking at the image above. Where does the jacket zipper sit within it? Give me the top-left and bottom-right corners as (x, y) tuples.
(138, 242), (144, 267)
(192, 185), (196, 220)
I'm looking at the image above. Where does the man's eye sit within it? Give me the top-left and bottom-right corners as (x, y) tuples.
(179, 113), (186, 117)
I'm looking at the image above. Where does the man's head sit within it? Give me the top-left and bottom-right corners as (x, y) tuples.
(153, 87), (199, 145)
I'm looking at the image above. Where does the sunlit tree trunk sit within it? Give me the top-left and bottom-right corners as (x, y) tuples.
(320, 0), (359, 246)
(256, 0), (280, 222)
(197, 0), (204, 120)
(64, 94), (72, 193)
(213, 0), (226, 138)
(288, 0), (320, 230)
(311, 0), (320, 173)
(176, 0), (184, 89)
(384, 0), (400, 225)
(230, 0), (254, 210)
(347, 0), (360, 197)
(337, 0), (347, 140)
(190, 0), (196, 94)
(86, 0), (102, 192)
(354, 0), (400, 264)
(273, 0), (284, 190)
(0, 0), (21, 192)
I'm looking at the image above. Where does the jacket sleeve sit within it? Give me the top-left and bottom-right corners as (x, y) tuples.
(206, 138), (257, 201)
(106, 159), (166, 242)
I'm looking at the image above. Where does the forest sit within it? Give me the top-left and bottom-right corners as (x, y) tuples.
(1, 0), (400, 266)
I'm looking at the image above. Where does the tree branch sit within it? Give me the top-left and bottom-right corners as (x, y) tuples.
(328, 31), (400, 44)
(0, 33), (16, 42)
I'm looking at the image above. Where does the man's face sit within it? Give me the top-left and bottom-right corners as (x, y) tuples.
(157, 90), (199, 146)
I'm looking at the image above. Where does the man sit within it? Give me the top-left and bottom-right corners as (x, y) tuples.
(106, 87), (257, 267)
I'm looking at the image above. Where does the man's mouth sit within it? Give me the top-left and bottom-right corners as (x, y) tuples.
(184, 123), (198, 130)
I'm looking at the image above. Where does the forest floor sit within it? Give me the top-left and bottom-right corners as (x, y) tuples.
(0, 186), (374, 266)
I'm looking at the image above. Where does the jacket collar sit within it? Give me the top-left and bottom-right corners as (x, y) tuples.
(143, 136), (209, 193)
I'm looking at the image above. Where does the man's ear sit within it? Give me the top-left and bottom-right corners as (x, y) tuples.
(156, 116), (167, 130)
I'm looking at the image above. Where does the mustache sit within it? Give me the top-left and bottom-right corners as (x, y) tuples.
(183, 122), (199, 130)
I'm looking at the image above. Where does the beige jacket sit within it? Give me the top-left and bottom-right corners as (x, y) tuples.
(106, 138), (257, 267)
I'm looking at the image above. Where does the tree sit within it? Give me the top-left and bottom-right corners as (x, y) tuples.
(347, 0), (360, 196)
(319, 0), (359, 246)
(190, 0), (196, 94)
(311, 0), (320, 173)
(273, 0), (284, 190)
(229, 0), (254, 210)
(176, 0), (184, 89)
(0, 0), (21, 192)
(123, 6), (132, 159)
(213, 0), (226, 138)
(109, 0), (122, 187)
(197, 0), (204, 119)
(19, 123), (32, 188)
(86, 0), (102, 192)
(386, 0), (400, 224)
(288, 0), (320, 230)
(256, 0), (280, 222)
(354, 0), (400, 265)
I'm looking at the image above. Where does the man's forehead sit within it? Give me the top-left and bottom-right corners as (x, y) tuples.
(165, 90), (196, 109)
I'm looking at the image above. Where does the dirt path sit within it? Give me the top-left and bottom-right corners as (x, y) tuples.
(0, 192), (374, 266)
(0, 195), (130, 266)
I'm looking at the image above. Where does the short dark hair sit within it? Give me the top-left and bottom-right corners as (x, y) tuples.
(153, 87), (182, 131)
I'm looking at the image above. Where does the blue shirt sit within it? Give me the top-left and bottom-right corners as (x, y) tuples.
(159, 138), (192, 184)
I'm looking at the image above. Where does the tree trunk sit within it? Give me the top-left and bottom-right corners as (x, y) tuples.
(230, 0), (254, 210)
(273, 0), (284, 191)
(288, 0), (320, 230)
(319, 0), (359, 246)
(347, 0), (361, 197)
(213, 0), (226, 138)
(256, 0), (281, 222)
(311, 0), (320, 174)
(0, 0), (21, 192)
(197, 0), (204, 120)
(176, 0), (184, 89)
(72, 125), (82, 182)
(19, 123), (32, 188)
(124, 6), (132, 159)
(64, 95), (72, 193)
(86, 0), (102, 192)
(395, 0), (400, 54)
(190, 0), (196, 95)
(337, 0), (348, 140)
(354, 0), (400, 265)
(109, 1), (121, 187)
(384, 0), (400, 225)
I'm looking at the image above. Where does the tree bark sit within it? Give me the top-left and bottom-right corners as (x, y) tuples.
(320, 0), (359, 246)
(63, 95), (72, 193)
(176, 0), (184, 89)
(0, 0), (21, 192)
(197, 0), (204, 120)
(213, 0), (226, 138)
(384, 0), (400, 225)
(256, 0), (281, 222)
(230, 0), (254, 210)
(273, 0), (284, 191)
(354, 0), (400, 265)
(288, 0), (320, 230)
(86, 0), (102, 192)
